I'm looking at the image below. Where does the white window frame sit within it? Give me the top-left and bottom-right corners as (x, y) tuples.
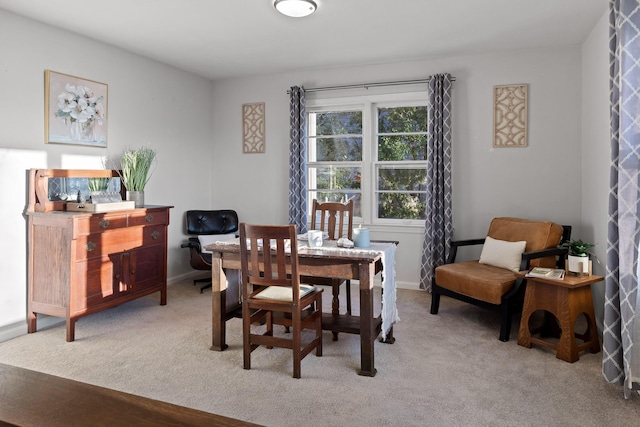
(306, 91), (428, 227)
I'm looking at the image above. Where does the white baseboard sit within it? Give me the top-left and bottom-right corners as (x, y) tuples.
(0, 315), (65, 344)
(168, 273), (424, 290)
(1, 275), (421, 344)
(354, 278), (421, 291)
(395, 281), (422, 290)
(0, 321), (26, 343)
(168, 271), (206, 285)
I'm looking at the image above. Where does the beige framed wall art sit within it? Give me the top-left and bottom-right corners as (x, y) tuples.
(242, 102), (265, 153)
(45, 70), (108, 147)
(493, 84), (527, 148)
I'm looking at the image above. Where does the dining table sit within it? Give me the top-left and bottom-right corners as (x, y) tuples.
(205, 238), (399, 377)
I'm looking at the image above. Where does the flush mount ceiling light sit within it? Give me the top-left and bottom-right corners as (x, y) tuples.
(274, 0), (317, 18)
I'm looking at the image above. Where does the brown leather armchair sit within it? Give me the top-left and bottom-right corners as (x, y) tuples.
(430, 217), (571, 342)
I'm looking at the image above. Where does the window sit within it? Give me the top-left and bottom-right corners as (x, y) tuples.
(307, 110), (363, 217)
(307, 92), (428, 226)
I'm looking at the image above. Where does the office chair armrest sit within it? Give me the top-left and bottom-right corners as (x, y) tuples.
(181, 239), (202, 252)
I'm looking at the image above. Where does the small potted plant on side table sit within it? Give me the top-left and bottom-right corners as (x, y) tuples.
(562, 239), (596, 276)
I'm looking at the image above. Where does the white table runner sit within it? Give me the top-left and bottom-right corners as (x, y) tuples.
(299, 241), (399, 340)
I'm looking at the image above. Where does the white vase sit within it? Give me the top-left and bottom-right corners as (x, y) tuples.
(568, 254), (589, 273)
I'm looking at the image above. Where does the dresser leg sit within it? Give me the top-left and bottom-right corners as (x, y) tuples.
(160, 286), (167, 305)
(66, 318), (76, 342)
(28, 312), (37, 333)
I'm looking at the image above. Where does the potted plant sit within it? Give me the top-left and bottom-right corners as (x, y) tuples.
(118, 146), (156, 208)
(562, 239), (595, 274)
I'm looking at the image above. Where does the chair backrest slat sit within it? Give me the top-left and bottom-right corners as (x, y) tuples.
(310, 199), (354, 240)
(239, 223), (300, 300)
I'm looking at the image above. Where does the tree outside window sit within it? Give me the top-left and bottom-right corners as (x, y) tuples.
(307, 99), (428, 225)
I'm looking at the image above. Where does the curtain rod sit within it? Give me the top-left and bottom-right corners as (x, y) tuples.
(287, 77), (456, 94)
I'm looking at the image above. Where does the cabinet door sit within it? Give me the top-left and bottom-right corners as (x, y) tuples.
(74, 254), (120, 310)
(127, 226), (166, 293)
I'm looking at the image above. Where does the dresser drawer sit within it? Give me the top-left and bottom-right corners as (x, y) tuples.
(75, 214), (128, 235)
(75, 225), (166, 261)
(128, 209), (169, 227)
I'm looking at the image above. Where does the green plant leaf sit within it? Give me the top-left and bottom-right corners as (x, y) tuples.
(118, 146), (157, 191)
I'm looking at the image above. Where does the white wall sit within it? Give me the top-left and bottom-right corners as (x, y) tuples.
(0, 10), (214, 339)
(211, 47), (585, 288)
(0, 7), (609, 341)
(581, 11), (610, 327)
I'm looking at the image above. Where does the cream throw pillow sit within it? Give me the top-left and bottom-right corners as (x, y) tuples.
(478, 236), (526, 272)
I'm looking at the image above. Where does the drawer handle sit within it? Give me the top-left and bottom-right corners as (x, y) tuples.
(85, 242), (96, 252)
(99, 219), (110, 229)
(151, 231), (160, 240)
(145, 214), (154, 223)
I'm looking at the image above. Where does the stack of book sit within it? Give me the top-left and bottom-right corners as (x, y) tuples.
(525, 267), (565, 280)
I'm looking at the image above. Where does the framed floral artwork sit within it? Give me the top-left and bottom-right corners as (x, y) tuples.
(45, 70), (108, 147)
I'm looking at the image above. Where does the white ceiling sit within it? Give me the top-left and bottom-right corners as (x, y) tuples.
(0, 0), (607, 81)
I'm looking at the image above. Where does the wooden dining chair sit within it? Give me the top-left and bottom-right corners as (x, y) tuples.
(239, 223), (323, 379)
(306, 199), (354, 332)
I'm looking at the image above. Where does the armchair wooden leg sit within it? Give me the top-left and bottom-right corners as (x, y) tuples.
(430, 292), (441, 314)
(499, 304), (512, 342)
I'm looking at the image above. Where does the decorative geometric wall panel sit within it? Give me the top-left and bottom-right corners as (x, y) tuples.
(493, 84), (527, 148)
(242, 102), (265, 153)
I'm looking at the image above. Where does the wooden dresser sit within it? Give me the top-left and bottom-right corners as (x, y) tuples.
(26, 169), (172, 341)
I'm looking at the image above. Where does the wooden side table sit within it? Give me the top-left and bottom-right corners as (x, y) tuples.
(516, 272), (603, 362)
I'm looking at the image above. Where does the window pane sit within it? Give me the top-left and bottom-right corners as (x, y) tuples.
(378, 107), (427, 133)
(378, 193), (426, 220)
(309, 166), (361, 190)
(310, 137), (362, 161)
(378, 168), (427, 191)
(378, 135), (427, 161)
(312, 111), (362, 136)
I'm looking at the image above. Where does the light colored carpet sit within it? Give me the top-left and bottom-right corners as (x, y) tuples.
(0, 280), (638, 426)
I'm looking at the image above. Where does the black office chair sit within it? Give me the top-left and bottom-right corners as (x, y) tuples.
(181, 210), (239, 293)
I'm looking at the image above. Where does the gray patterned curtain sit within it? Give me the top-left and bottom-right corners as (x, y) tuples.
(420, 74), (453, 291)
(288, 86), (308, 233)
(603, 0), (640, 398)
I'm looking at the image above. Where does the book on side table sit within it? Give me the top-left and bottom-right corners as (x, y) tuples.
(525, 267), (565, 280)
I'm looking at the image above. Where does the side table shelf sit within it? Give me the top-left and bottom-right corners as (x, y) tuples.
(516, 272), (603, 363)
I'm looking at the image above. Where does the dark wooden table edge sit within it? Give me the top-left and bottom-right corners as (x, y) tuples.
(0, 363), (262, 427)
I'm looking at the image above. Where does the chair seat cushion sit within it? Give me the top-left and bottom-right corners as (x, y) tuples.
(435, 261), (516, 305)
(254, 284), (316, 301)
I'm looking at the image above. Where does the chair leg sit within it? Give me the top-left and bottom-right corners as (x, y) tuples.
(292, 312), (302, 379)
(316, 295), (323, 357)
(266, 311), (273, 349)
(345, 280), (352, 315)
(499, 304), (512, 342)
(242, 306), (251, 370)
(332, 281), (341, 341)
(430, 291), (441, 314)
(193, 277), (212, 293)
